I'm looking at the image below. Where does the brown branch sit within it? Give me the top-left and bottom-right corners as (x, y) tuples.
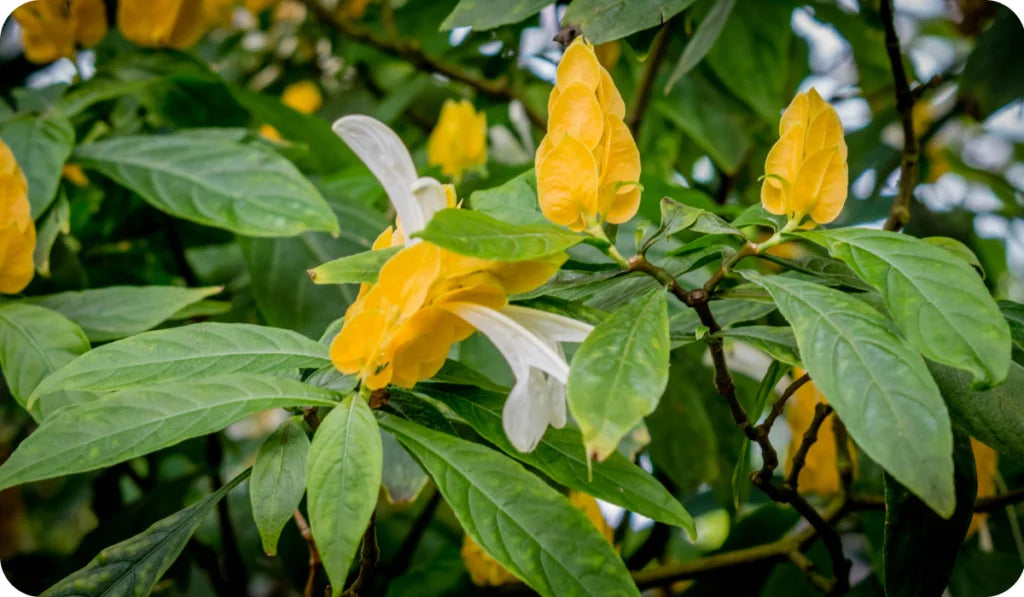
(626, 24), (671, 134)
(343, 512), (380, 597)
(760, 373), (811, 433)
(787, 550), (835, 594)
(880, 0), (920, 232)
(703, 242), (758, 294)
(784, 403), (834, 490)
(293, 509), (322, 597)
(299, 0), (545, 129)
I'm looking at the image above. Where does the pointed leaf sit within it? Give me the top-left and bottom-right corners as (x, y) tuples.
(413, 208), (582, 260)
(30, 322), (329, 400)
(306, 395), (382, 596)
(252, 417), (310, 555)
(0, 113), (74, 217)
(568, 288), (670, 461)
(562, 0), (698, 45)
(664, 0), (737, 91)
(807, 228), (1011, 388)
(742, 271), (955, 517)
(41, 470), (250, 597)
(379, 413), (639, 597)
(442, 0), (550, 30)
(0, 375), (335, 491)
(309, 246), (401, 285)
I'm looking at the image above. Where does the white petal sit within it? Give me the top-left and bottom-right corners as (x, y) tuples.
(501, 305), (594, 343)
(332, 115), (424, 235)
(410, 177), (449, 233)
(445, 303), (570, 383)
(540, 369), (567, 429)
(502, 373), (552, 452)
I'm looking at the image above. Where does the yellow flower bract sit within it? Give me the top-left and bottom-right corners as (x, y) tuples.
(968, 438), (997, 537)
(13, 0), (107, 64)
(118, 0), (207, 49)
(0, 141), (36, 294)
(785, 369), (856, 494)
(761, 88), (849, 225)
(427, 99), (487, 181)
(536, 37), (639, 232)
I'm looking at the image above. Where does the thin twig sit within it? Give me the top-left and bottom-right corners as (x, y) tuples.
(760, 373), (811, 433)
(626, 24), (672, 134)
(787, 550), (835, 594)
(293, 509), (322, 597)
(299, 0), (545, 129)
(880, 0), (919, 232)
(703, 242), (758, 294)
(343, 513), (379, 597)
(784, 403), (834, 490)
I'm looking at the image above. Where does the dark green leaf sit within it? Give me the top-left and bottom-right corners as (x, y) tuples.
(0, 375), (336, 491)
(414, 208), (581, 260)
(252, 417), (310, 556)
(562, 0), (698, 45)
(743, 271), (955, 516)
(307, 395), (382, 596)
(718, 325), (801, 368)
(998, 300), (1024, 351)
(883, 427), (976, 596)
(808, 228), (1011, 388)
(731, 204), (788, 232)
(74, 135), (338, 237)
(381, 430), (428, 504)
(469, 170), (547, 226)
(0, 113), (74, 217)
(664, 0), (736, 90)
(379, 413), (639, 597)
(568, 288), (670, 461)
(41, 470), (250, 597)
(442, 0), (551, 30)
(27, 286), (223, 342)
(32, 191), (70, 277)
(419, 385), (695, 535)
(960, 7), (1024, 117)
(308, 246), (401, 285)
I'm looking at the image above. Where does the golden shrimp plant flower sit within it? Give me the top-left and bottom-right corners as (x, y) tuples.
(427, 99), (488, 181)
(118, 0), (208, 49)
(0, 140), (36, 294)
(535, 36), (641, 232)
(785, 369), (856, 494)
(761, 87), (849, 227)
(13, 0), (107, 64)
(330, 115), (591, 451)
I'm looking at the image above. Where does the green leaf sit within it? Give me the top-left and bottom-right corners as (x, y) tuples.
(730, 204), (787, 232)
(27, 286), (223, 342)
(414, 208), (581, 260)
(379, 413), (639, 597)
(0, 375), (336, 491)
(469, 170), (547, 226)
(417, 385), (695, 535)
(670, 298), (777, 345)
(309, 246), (401, 285)
(664, 0), (736, 91)
(883, 427), (977, 597)
(57, 77), (155, 118)
(998, 300), (1024, 351)
(758, 252), (873, 291)
(0, 302), (89, 419)
(923, 236), (984, 275)
(252, 417), (310, 556)
(642, 196), (739, 252)
(563, 0), (698, 45)
(929, 361), (1024, 463)
(808, 228), (1011, 389)
(960, 6), (1024, 118)
(30, 322), (329, 400)
(585, 244), (725, 311)
(568, 288), (670, 461)
(74, 135), (338, 237)
(41, 469), (250, 597)
(0, 113), (75, 217)
(32, 191), (70, 277)
(442, 0), (550, 30)
(307, 395), (382, 597)
(718, 325), (801, 368)
(731, 361), (787, 509)
(742, 271), (955, 517)
(381, 430), (428, 504)
(704, 0), (794, 122)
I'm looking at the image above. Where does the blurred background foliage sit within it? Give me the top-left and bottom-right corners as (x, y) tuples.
(0, 0), (1022, 595)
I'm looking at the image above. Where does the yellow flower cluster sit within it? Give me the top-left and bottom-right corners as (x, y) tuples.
(535, 37), (640, 232)
(785, 369), (856, 494)
(117, 0), (209, 49)
(13, 0), (107, 64)
(331, 196), (562, 390)
(461, 491), (613, 586)
(427, 99), (487, 181)
(761, 88), (848, 226)
(0, 141), (36, 295)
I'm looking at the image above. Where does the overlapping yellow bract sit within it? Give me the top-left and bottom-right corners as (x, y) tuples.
(536, 37), (640, 232)
(461, 491), (612, 586)
(331, 187), (562, 390)
(761, 88), (849, 225)
(0, 141), (36, 295)
(427, 99), (487, 181)
(13, 0), (107, 64)
(785, 370), (856, 494)
(118, 0), (207, 49)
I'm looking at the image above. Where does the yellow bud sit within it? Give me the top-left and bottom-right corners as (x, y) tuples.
(13, 0), (107, 64)
(537, 37), (640, 231)
(784, 369), (856, 494)
(281, 80), (323, 115)
(761, 88), (848, 226)
(61, 164), (89, 187)
(0, 140), (35, 294)
(119, 0), (207, 49)
(427, 99), (487, 181)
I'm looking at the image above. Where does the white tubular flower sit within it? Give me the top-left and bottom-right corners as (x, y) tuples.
(444, 303), (593, 452)
(332, 115), (447, 243)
